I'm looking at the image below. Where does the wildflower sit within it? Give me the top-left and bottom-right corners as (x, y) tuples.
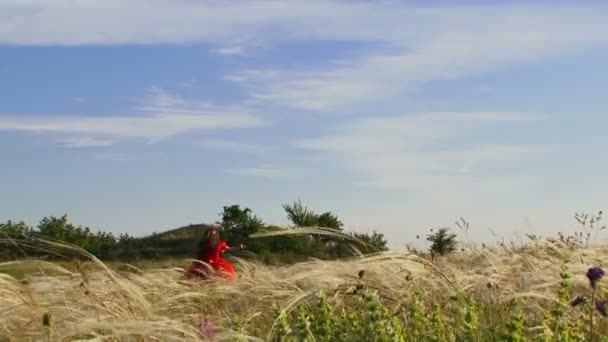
(198, 316), (214, 339)
(586, 267), (605, 288)
(570, 295), (587, 307)
(595, 300), (608, 317)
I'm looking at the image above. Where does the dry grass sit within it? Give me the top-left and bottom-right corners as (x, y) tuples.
(1, 238), (608, 341)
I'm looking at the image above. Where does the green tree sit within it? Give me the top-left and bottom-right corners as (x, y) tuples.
(317, 212), (343, 230)
(352, 230), (388, 253)
(283, 200), (319, 227)
(282, 200), (385, 257)
(0, 220), (33, 238)
(0, 220), (35, 259)
(282, 200), (344, 230)
(36, 215), (116, 259)
(427, 228), (458, 259)
(219, 204), (265, 246)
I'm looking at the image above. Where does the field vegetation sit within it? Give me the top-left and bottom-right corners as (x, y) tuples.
(1, 206), (607, 341)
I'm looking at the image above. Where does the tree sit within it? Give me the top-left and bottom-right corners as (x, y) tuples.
(352, 230), (388, 253)
(317, 212), (343, 230)
(36, 215), (117, 259)
(283, 200), (319, 227)
(281, 200), (387, 257)
(282, 201), (343, 231)
(426, 228), (458, 259)
(283, 200), (344, 247)
(220, 205), (264, 241)
(0, 220), (33, 239)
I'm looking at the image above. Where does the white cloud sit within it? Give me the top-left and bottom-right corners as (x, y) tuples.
(59, 136), (116, 148)
(195, 140), (277, 156)
(224, 164), (303, 178)
(0, 88), (264, 146)
(214, 46), (245, 56)
(216, 4), (608, 111)
(2, 2), (605, 48)
(0, 0), (380, 45)
(4, 1), (606, 112)
(239, 17), (608, 111)
(296, 112), (546, 192)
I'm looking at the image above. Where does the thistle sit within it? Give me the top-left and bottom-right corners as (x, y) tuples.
(570, 266), (607, 341)
(586, 267), (605, 341)
(595, 300), (607, 317)
(586, 267), (604, 289)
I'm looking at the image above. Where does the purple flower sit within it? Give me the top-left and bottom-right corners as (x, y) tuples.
(570, 295), (587, 307)
(595, 300), (608, 317)
(198, 316), (214, 339)
(586, 267), (605, 288)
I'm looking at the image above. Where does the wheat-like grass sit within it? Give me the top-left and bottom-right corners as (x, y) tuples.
(1, 236), (607, 340)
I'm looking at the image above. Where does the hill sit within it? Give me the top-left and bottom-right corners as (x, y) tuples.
(131, 223), (288, 261)
(1, 202), (388, 263)
(131, 223), (212, 259)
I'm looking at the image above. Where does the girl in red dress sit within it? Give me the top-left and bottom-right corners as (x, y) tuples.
(185, 226), (244, 280)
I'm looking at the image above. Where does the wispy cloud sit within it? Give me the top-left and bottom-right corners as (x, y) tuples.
(5, 2), (606, 113)
(212, 36), (267, 56)
(224, 164), (303, 178)
(0, 0), (383, 45)
(0, 88), (264, 147)
(3, 2), (606, 48)
(59, 136), (116, 148)
(217, 5), (608, 111)
(296, 112), (546, 191)
(195, 140), (277, 156)
(214, 46), (245, 56)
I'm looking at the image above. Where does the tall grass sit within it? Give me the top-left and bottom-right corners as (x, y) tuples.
(1, 234), (608, 341)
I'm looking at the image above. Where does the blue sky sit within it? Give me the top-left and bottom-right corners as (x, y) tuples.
(1, 1), (608, 248)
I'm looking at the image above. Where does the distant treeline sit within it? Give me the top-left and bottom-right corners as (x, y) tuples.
(0, 201), (388, 264)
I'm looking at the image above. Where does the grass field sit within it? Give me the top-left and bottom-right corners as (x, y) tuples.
(1, 237), (608, 341)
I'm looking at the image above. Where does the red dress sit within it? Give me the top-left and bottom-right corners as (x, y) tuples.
(186, 240), (235, 280)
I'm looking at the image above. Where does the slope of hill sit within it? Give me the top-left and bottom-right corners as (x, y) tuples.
(138, 223), (212, 242)
(125, 223), (289, 260)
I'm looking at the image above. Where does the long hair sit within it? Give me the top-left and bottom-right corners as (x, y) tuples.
(196, 226), (220, 258)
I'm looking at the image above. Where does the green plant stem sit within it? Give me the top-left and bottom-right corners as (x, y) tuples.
(590, 287), (596, 342)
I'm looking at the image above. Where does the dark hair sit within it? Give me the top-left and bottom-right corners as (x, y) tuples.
(196, 226), (220, 258)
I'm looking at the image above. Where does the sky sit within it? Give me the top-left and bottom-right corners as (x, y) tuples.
(1, 0), (608, 249)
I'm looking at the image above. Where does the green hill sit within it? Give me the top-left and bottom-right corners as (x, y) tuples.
(128, 223), (212, 259)
(1, 203), (388, 263)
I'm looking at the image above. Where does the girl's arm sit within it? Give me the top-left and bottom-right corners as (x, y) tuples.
(225, 243), (246, 252)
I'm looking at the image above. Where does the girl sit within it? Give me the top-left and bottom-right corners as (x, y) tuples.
(185, 226), (244, 280)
